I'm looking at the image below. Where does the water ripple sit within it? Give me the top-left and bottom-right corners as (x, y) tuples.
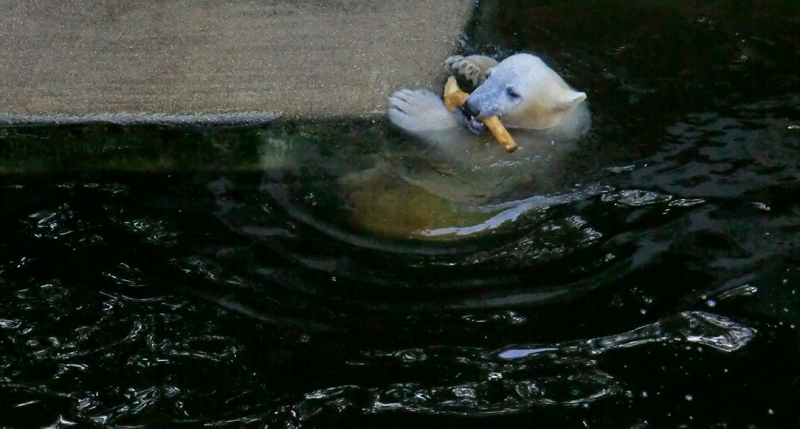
(229, 311), (757, 426)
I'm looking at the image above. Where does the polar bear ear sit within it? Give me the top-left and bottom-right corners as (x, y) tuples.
(556, 90), (587, 111)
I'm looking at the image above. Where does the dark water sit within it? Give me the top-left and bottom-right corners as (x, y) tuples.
(2, 0), (800, 427)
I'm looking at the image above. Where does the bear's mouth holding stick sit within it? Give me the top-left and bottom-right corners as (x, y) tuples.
(443, 76), (518, 153)
(466, 116), (488, 134)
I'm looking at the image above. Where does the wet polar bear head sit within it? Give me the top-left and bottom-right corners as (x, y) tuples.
(463, 53), (587, 132)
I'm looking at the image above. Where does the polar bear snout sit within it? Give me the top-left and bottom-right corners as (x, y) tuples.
(462, 99), (481, 118)
(464, 78), (511, 119)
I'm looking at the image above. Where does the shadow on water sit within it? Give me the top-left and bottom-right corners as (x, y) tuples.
(1, 0), (800, 427)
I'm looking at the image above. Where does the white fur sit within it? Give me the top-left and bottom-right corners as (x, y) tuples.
(387, 89), (460, 134)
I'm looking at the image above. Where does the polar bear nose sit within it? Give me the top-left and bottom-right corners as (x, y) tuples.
(462, 100), (481, 118)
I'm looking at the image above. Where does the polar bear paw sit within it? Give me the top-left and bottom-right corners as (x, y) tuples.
(387, 89), (459, 133)
(445, 55), (488, 87)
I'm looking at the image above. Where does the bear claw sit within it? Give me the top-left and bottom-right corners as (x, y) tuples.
(444, 55), (487, 87)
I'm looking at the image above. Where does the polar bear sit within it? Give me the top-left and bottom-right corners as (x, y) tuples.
(336, 53), (591, 238)
(261, 54), (591, 239)
(388, 53), (589, 147)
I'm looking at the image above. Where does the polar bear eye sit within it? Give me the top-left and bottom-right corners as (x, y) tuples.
(506, 87), (521, 100)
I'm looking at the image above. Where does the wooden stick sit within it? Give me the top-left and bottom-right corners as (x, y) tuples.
(443, 76), (517, 153)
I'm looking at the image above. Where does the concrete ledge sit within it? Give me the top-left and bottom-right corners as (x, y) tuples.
(0, 0), (474, 122)
(0, 112), (281, 127)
